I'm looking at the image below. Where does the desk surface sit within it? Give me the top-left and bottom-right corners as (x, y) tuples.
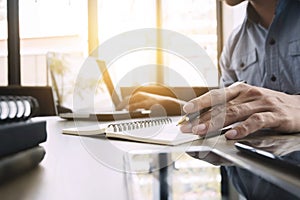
(0, 117), (299, 199)
(0, 117), (130, 200)
(195, 133), (300, 198)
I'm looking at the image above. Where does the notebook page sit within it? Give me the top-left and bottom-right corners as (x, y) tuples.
(105, 117), (200, 145)
(62, 124), (107, 135)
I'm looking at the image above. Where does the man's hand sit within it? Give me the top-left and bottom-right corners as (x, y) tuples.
(180, 83), (300, 139)
(116, 91), (185, 116)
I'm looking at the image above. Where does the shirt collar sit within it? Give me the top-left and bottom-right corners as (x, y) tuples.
(246, 3), (260, 24)
(245, 0), (289, 25)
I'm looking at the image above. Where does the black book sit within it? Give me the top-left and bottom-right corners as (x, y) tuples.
(0, 95), (47, 157)
(0, 120), (47, 158)
(0, 95), (47, 184)
(0, 95), (40, 122)
(0, 146), (46, 184)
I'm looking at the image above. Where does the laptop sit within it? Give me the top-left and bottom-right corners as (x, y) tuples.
(58, 60), (150, 121)
(57, 59), (214, 121)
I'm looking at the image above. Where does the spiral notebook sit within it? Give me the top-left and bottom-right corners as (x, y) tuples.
(62, 117), (200, 146)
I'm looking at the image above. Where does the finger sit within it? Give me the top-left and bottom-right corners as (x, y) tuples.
(183, 89), (223, 113)
(180, 123), (193, 132)
(198, 97), (257, 124)
(128, 100), (150, 111)
(197, 105), (224, 123)
(225, 112), (277, 139)
(180, 117), (201, 133)
(191, 105), (241, 136)
(181, 105), (225, 135)
(116, 96), (130, 110)
(219, 100), (271, 126)
(191, 115), (224, 136)
(192, 100), (272, 136)
(183, 84), (247, 113)
(116, 91), (149, 110)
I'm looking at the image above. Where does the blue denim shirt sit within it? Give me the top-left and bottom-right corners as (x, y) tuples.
(220, 0), (300, 95)
(222, 1), (300, 199)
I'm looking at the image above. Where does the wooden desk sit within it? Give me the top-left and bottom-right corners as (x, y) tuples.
(0, 117), (299, 199)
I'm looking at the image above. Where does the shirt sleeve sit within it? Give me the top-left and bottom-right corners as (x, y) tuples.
(219, 38), (238, 87)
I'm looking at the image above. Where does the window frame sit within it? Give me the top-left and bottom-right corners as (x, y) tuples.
(6, 0), (224, 86)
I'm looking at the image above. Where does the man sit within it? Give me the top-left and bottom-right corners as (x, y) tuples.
(180, 0), (300, 140)
(119, 0), (300, 140)
(118, 0), (300, 198)
(187, 0), (299, 199)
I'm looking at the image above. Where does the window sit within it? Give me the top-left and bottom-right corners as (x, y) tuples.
(97, 0), (219, 88)
(2, 0), (220, 96)
(97, 0), (157, 88)
(19, 0), (88, 86)
(162, 0), (218, 86)
(18, 0), (88, 86)
(0, 0), (7, 85)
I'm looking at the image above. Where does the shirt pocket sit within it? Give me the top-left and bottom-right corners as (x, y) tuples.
(288, 39), (300, 88)
(230, 48), (259, 83)
(288, 39), (300, 57)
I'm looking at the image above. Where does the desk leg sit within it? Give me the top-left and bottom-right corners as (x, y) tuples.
(153, 153), (173, 200)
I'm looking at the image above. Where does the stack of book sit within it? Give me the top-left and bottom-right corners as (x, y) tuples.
(0, 95), (47, 184)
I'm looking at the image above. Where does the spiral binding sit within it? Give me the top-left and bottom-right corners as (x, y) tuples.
(0, 96), (40, 123)
(107, 117), (172, 132)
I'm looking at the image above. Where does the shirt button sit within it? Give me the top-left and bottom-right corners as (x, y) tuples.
(240, 62), (245, 68)
(271, 75), (277, 82)
(269, 38), (276, 45)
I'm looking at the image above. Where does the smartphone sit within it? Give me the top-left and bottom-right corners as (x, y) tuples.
(235, 139), (300, 172)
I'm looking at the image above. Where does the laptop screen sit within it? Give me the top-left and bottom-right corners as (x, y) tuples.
(96, 60), (122, 108)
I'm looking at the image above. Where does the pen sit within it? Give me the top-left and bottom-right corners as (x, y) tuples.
(176, 107), (210, 126)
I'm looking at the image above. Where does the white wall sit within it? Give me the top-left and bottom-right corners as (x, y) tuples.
(222, 1), (247, 46)
(0, 35), (87, 86)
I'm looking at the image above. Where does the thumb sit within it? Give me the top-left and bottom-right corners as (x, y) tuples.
(183, 102), (196, 113)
